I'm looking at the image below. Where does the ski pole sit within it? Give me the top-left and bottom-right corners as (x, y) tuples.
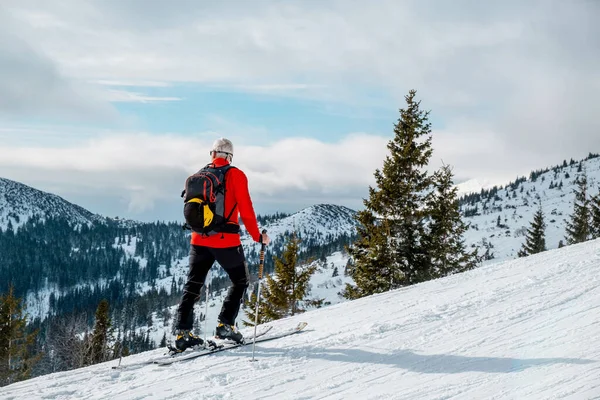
(203, 268), (210, 346)
(251, 229), (267, 362)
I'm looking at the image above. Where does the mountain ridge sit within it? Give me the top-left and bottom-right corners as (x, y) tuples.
(0, 177), (106, 231)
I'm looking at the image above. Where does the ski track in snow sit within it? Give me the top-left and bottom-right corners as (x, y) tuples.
(3, 240), (600, 399)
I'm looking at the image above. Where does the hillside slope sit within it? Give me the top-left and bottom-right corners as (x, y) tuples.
(4, 239), (599, 399)
(0, 177), (105, 231)
(0, 174), (357, 325)
(462, 155), (600, 262)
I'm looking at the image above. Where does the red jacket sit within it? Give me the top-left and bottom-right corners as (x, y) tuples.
(190, 158), (261, 248)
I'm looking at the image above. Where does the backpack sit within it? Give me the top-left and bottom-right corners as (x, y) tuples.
(181, 164), (239, 235)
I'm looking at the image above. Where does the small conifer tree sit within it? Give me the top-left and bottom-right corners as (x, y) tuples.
(243, 234), (320, 325)
(243, 290), (271, 327)
(517, 202), (547, 257)
(87, 299), (113, 365)
(0, 286), (40, 386)
(565, 173), (590, 244)
(590, 194), (600, 239)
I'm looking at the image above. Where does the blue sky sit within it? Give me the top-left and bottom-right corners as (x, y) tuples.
(0, 0), (599, 222)
(112, 84), (397, 142)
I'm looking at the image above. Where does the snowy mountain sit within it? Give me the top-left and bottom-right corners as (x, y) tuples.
(3, 237), (599, 399)
(0, 177), (105, 231)
(455, 177), (497, 196)
(241, 203), (357, 257)
(253, 203), (356, 241)
(460, 154), (600, 263)
(0, 176), (357, 330)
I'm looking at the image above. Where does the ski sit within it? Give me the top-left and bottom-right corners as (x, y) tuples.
(112, 325), (274, 370)
(154, 322), (308, 365)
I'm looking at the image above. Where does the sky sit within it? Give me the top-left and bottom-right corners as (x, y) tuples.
(0, 0), (599, 222)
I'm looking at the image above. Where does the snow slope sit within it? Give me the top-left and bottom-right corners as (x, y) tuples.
(3, 238), (599, 399)
(137, 251), (353, 347)
(462, 156), (600, 262)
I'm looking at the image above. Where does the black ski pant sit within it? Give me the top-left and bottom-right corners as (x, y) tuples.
(175, 245), (249, 331)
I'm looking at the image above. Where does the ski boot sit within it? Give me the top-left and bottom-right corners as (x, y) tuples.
(215, 322), (244, 344)
(168, 330), (206, 354)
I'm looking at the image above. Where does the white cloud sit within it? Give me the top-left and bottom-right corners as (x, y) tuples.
(3, 0), (597, 132)
(0, 132), (390, 217)
(4, 1), (598, 116)
(0, 126), (557, 220)
(0, 0), (599, 217)
(93, 80), (171, 87)
(105, 89), (182, 103)
(0, 10), (117, 120)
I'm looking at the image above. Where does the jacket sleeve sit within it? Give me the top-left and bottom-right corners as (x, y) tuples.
(232, 169), (261, 242)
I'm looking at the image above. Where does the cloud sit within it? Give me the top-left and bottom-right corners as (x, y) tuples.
(92, 80), (172, 88)
(105, 89), (182, 103)
(0, 124), (559, 220)
(2, 120), (595, 220)
(0, 131), (390, 218)
(0, 9), (116, 120)
(4, 0), (598, 114)
(1, 0), (599, 217)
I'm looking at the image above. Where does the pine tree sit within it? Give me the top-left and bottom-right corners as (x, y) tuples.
(565, 173), (591, 244)
(244, 234), (320, 325)
(87, 299), (112, 365)
(424, 165), (480, 277)
(0, 286), (40, 386)
(517, 202), (547, 257)
(242, 290), (269, 327)
(591, 194), (600, 239)
(343, 90), (433, 299)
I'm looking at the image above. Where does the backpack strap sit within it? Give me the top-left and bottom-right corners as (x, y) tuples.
(220, 165), (238, 224)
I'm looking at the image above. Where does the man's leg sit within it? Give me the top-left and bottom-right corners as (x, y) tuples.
(175, 245), (214, 331)
(212, 245), (249, 326)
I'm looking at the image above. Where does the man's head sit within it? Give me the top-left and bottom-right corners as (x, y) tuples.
(211, 138), (234, 162)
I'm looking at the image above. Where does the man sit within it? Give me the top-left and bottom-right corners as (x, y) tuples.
(173, 138), (270, 352)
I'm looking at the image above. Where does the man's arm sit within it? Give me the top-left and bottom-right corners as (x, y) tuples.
(232, 169), (261, 242)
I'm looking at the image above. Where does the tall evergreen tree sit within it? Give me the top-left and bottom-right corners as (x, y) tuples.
(87, 299), (112, 365)
(343, 89), (433, 299)
(424, 165), (480, 277)
(0, 286), (40, 386)
(591, 194), (600, 239)
(517, 202), (547, 257)
(565, 173), (591, 244)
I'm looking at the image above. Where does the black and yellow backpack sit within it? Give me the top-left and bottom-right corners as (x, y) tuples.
(181, 164), (239, 235)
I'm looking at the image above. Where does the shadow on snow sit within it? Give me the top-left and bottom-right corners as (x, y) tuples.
(231, 346), (596, 374)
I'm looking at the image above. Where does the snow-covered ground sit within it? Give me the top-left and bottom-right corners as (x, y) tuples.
(141, 251), (352, 346)
(462, 156), (600, 263)
(3, 238), (599, 399)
